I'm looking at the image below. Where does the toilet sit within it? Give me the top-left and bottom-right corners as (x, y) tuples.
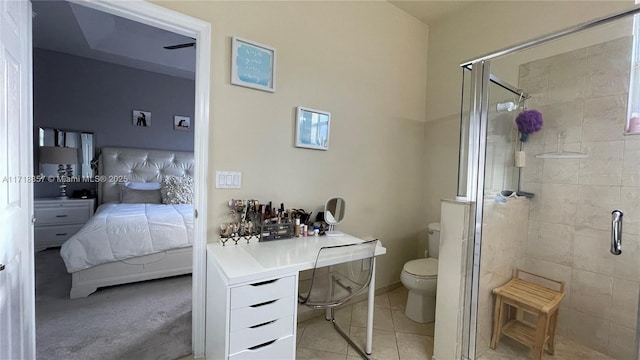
(400, 222), (440, 323)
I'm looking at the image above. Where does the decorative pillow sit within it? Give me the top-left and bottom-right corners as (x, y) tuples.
(120, 186), (162, 204)
(161, 176), (194, 204)
(123, 181), (161, 190)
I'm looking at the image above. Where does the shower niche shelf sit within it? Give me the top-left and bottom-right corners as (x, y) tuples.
(535, 131), (588, 159)
(535, 152), (588, 159)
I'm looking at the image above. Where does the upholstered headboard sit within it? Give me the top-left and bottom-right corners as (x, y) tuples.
(98, 147), (194, 204)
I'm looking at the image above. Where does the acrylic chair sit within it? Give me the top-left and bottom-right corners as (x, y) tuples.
(298, 239), (379, 359)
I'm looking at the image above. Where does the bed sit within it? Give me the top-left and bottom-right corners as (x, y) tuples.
(61, 147), (195, 299)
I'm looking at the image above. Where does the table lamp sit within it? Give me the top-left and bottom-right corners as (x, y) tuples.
(39, 146), (77, 199)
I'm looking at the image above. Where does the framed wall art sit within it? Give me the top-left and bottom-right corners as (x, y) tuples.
(295, 106), (330, 151)
(132, 110), (151, 127)
(231, 36), (276, 92)
(174, 115), (191, 131)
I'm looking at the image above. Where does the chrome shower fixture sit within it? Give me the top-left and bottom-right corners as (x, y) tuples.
(496, 101), (519, 112)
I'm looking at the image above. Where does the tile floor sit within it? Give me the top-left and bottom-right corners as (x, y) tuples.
(296, 286), (434, 360)
(478, 334), (613, 360)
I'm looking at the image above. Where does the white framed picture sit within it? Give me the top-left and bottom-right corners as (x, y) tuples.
(295, 106), (330, 151)
(132, 110), (151, 127)
(231, 36), (276, 93)
(174, 115), (191, 131)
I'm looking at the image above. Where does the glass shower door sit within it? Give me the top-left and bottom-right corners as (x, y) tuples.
(461, 20), (640, 360)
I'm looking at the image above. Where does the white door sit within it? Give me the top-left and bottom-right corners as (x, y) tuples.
(0, 0), (35, 359)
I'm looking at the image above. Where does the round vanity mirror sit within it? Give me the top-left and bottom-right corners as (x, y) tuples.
(324, 196), (346, 236)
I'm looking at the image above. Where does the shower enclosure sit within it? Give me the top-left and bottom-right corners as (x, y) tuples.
(459, 5), (640, 360)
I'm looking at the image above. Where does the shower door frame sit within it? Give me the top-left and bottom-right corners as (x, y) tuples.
(459, 4), (640, 360)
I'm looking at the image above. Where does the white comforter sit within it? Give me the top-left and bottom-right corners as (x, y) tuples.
(60, 203), (193, 273)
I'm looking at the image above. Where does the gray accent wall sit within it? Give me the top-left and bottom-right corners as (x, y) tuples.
(34, 48), (195, 197)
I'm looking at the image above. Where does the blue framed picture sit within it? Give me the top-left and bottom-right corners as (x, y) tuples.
(295, 106), (330, 151)
(231, 36), (276, 93)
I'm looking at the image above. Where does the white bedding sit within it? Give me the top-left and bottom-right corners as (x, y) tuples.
(60, 203), (193, 273)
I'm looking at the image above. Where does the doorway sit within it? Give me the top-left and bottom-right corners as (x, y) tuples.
(29, 0), (210, 357)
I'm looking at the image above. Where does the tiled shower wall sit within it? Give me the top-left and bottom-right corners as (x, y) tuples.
(518, 36), (640, 359)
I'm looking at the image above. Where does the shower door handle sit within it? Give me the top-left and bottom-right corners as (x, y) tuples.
(611, 210), (623, 255)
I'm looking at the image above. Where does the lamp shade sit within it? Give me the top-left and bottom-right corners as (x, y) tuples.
(40, 146), (77, 164)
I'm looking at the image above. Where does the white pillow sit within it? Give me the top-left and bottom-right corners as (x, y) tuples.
(160, 176), (193, 204)
(123, 181), (161, 190)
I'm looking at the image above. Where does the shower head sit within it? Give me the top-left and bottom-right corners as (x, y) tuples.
(496, 101), (519, 113)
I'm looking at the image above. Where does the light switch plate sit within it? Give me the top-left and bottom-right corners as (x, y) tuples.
(215, 171), (241, 189)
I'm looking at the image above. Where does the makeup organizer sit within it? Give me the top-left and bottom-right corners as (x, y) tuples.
(220, 199), (320, 245)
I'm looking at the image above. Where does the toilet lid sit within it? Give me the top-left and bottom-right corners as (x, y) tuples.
(404, 258), (438, 277)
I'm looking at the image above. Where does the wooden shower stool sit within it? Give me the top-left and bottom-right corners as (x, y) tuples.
(490, 269), (565, 360)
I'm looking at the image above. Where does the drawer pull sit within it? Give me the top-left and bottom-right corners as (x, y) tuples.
(247, 339), (276, 351)
(250, 299), (277, 308)
(55, 215), (69, 218)
(55, 233), (68, 236)
(250, 279), (278, 287)
(249, 319), (277, 329)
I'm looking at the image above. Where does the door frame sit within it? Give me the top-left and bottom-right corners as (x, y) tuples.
(54, 0), (211, 356)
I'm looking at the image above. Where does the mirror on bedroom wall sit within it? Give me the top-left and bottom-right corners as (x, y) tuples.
(37, 128), (95, 179)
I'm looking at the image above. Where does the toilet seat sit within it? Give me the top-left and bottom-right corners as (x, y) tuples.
(403, 258), (438, 278)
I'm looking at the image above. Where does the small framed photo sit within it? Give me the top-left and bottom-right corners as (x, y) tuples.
(231, 36), (276, 93)
(132, 110), (151, 127)
(295, 106), (330, 151)
(174, 115), (191, 131)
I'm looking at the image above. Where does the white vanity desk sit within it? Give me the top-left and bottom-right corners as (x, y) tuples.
(206, 233), (386, 360)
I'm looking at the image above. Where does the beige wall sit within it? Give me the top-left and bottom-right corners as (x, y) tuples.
(151, 1), (429, 288)
(423, 1), (633, 226)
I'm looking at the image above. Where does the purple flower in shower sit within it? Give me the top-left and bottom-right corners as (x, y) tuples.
(515, 109), (543, 142)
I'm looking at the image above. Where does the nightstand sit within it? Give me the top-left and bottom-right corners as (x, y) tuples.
(34, 198), (96, 251)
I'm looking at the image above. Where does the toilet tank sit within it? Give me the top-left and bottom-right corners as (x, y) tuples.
(428, 222), (441, 259)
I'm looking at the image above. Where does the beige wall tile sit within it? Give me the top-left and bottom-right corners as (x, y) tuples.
(621, 187), (640, 235)
(585, 36), (632, 99)
(611, 278), (639, 330)
(567, 309), (611, 354)
(538, 183), (578, 225)
(622, 140), (640, 187)
(570, 269), (613, 319)
(579, 141), (624, 186)
(521, 144), (544, 183)
(542, 158), (580, 184)
(555, 306), (570, 338)
(548, 49), (587, 103)
(614, 236), (640, 283)
(521, 182), (541, 222)
(573, 228), (614, 276)
(583, 95), (627, 142)
(535, 260), (573, 306)
(575, 185), (621, 231)
(608, 323), (636, 360)
(543, 99), (584, 129)
(526, 221), (539, 258)
(538, 223), (574, 266)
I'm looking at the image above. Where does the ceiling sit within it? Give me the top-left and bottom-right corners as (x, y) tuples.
(30, 1), (465, 80)
(31, 1), (196, 80)
(389, 1), (471, 25)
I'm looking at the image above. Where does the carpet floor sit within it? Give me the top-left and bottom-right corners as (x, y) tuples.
(35, 249), (192, 360)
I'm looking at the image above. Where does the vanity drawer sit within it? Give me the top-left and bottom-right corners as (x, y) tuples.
(229, 315), (294, 355)
(230, 295), (295, 331)
(228, 334), (294, 360)
(35, 206), (90, 225)
(34, 224), (84, 246)
(230, 275), (295, 309)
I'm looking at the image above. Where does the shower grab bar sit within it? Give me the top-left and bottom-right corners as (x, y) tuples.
(611, 210), (623, 255)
